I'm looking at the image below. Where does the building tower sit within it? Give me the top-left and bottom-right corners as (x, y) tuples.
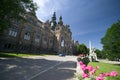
(58, 16), (63, 25)
(50, 12), (57, 31)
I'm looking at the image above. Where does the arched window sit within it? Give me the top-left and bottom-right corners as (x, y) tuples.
(61, 37), (64, 47)
(24, 32), (30, 40)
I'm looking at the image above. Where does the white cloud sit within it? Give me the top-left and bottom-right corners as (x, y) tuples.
(33, 0), (69, 22)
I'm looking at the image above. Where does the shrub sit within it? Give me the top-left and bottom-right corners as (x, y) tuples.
(77, 55), (90, 65)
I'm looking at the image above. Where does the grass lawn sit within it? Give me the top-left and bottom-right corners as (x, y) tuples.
(0, 52), (54, 58)
(89, 62), (120, 80)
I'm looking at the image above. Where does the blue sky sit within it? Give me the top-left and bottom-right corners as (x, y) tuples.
(33, 0), (120, 50)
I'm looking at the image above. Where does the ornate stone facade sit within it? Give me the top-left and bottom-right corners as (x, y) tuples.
(0, 12), (72, 54)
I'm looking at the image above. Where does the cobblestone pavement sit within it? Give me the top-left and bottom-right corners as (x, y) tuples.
(0, 56), (77, 80)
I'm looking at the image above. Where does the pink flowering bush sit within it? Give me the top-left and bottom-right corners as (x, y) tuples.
(77, 54), (90, 66)
(76, 61), (118, 80)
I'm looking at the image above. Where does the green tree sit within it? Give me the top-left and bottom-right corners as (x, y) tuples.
(95, 49), (101, 59)
(101, 21), (120, 60)
(77, 44), (88, 55)
(94, 49), (106, 59)
(0, 0), (37, 32)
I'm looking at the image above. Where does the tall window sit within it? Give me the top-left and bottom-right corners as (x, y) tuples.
(49, 39), (53, 46)
(36, 22), (41, 27)
(50, 39), (53, 43)
(44, 37), (47, 42)
(24, 32), (30, 40)
(43, 37), (47, 45)
(35, 35), (40, 43)
(35, 30), (40, 43)
(9, 27), (18, 37)
(61, 37), (64, 47)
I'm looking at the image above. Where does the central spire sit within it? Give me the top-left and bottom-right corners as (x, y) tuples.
(52, 12), (56, 21)
(50, 12), (57, 31)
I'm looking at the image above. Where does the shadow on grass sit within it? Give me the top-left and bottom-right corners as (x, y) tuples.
(0, 53), (19, 58)
(0, 52), (56, 58)
(113, 64), (120, 66)
(92, 61), (99, 62)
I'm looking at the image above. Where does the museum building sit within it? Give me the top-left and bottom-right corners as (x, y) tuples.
(0, 12), (78, 54)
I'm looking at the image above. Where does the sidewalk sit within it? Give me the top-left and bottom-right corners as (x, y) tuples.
(98, 59), (120, 64)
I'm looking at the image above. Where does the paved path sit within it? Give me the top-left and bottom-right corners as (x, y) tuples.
(0, 56), (77, 80)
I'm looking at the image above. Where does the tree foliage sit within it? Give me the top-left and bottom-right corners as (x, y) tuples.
(0, 0), (37, 32)
(95, 49), (106, 59)
(77, 44), (88, 55)
(101, 21), (120, 60)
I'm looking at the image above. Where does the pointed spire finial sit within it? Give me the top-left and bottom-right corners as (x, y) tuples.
(60, 16), (62, 20)
(58, 15), (63, 25)
(52, 12), (56, 20)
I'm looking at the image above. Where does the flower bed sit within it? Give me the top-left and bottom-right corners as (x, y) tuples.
(75, 61), (118, 80)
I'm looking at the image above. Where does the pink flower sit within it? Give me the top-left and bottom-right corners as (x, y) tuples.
(81, 64), (86, 71)
(79, 61), (84, 65)
(96, 76), (104, 80)
(99, 73), (106, 77)
(105, 72), (111, 76)
(90, 69), (96, 74)
(96, 66), (99, 69)
(82, 73), (89, 78)
(110, 71), (118, 77)
(79, 61), (87, 71)
(86, 65), (93, 71)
